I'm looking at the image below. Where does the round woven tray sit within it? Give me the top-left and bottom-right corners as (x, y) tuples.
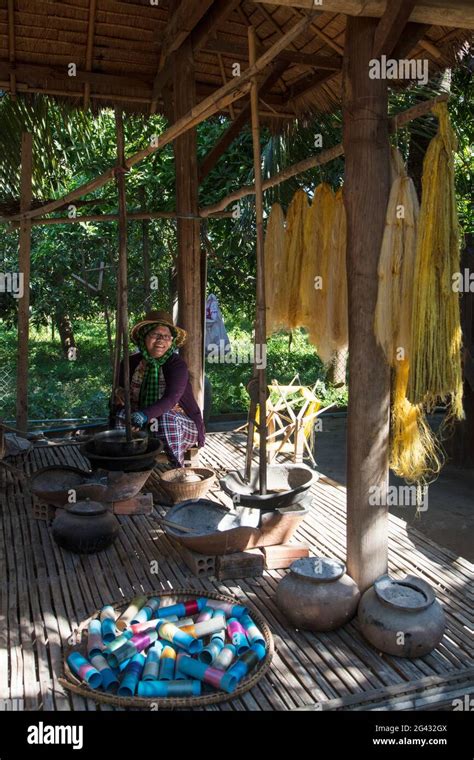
(159, 468), (215, 503)
(59, 588), (274, 709)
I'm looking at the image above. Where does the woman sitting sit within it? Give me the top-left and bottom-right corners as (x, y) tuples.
(114, 310), (205, 467)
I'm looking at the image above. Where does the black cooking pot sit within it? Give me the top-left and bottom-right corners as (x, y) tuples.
(52, 500), (119, 554)
(93, 429), (149, 457)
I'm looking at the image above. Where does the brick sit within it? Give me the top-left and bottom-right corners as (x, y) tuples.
(171, 540), (216, 577)
(262, 543), (309, 569)
(216, 549), (264, 580)
(112, 492), (153, 515)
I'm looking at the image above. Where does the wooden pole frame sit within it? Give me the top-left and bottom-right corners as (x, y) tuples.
(248, 26), (268, 493)
(114, 109), (132, 441)
(15, 132), (32, 434)
(342, 16), (392, 592)
(6, 13), (315, 225)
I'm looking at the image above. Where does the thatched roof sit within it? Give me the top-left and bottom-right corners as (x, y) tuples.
(0, 0), (471, 121)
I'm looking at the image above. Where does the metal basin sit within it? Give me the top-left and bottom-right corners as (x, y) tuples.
(30, 465), (153, 504)
(93, 429), (149, 457)
(220, 464), (317, 511)
(80, 438), (163, 471)
(162, 496), (310, 555)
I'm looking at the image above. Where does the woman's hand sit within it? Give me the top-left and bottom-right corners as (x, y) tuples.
(114, 387), (125, 406)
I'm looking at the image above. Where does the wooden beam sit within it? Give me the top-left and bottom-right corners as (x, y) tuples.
(7, 0), (16, 98)
(391, 22), (431, 58)
(114, 110), (132, 442)
(288, 70), (338, 103)
(83, 0), (97, 110)
(198, 61), (289, 181)
(150, 0), (215, 113)
(16, 133), (32, 434)
(252, 0), (474, 29)
(249, 26), (268, 493)
(4, 210), (234, 228)
(191, 0), (242, 52)
(343, 16), (391, 592)
(8, 13), (314, 224)
(373, 0), (418, 58)
(199, 90), (448, 208)
(203, 39), (342, 68)
(173, 39), (204, 412)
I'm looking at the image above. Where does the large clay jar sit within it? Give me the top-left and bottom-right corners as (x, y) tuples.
(52, 500), (119, 554)
(358, 574), (445, 658)
(276, 557), (360, 632)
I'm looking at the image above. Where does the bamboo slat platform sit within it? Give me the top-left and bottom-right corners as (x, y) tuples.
(0, 431), (472, 712)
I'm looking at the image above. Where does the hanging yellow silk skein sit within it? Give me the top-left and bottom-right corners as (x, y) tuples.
(408, 102), (464, 420)
(264, 203), (287, 336)
(301, 183), (336, 363)
(285, 190), (308, 329)
(327, 188), (348, 351)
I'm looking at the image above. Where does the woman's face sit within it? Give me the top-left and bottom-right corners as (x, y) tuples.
(145, 325), (173, 358)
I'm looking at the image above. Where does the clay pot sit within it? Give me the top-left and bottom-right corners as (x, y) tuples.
(276, 557), (360, 632)
(358, 574), (445, 658)
(52, 500), (119, 554)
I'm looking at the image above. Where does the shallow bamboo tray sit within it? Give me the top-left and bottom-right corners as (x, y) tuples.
(59, 588), (274, 709)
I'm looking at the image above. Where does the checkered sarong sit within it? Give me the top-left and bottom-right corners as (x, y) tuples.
(116, 360), (198, 467)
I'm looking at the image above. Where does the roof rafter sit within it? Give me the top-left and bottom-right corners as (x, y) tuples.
(83, 0), (97, 110)
(373, 0), (418, 58)
(203, 38), (341, 68)
(7, 0), (16, 98)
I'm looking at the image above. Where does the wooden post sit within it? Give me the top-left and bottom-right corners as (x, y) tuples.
(140, 187), (151, 306)
(173, 38), (204, 410)
(114, 109), (132, 441)
(249, 26), (267, 493)
(16, 132), (32, 434)
(342, 17), (391, 591)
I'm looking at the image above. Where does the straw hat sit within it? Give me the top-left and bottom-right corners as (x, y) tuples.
(130, 310), (187, 347)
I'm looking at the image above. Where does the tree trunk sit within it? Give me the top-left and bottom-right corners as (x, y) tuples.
(56, 312), (76, 356)
(343, 17), (392, 592)
(326, 347), (348, 387)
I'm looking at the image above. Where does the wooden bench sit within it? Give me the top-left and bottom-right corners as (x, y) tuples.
(155, 446), (200, 467)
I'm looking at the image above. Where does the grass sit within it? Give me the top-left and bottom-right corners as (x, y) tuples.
(0, 314), (348, 423)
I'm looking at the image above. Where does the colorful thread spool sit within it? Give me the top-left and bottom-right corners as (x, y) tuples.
(155, 598), (206, 620)
(118, 653), (145, 697)
(213, 644), (236, 671)
(89, 654), (119, 693)
(180, 618), (227, 639)
(175, 617), (195, 628)
(131, 597), (161, 625)
(227, 643), (266, 683)
(205, 600), (247, 618)
(240, 614), (266, 647)
(158, 645), (176, 680)
(100, 605), (116, 622)
(130, 619), (161, 635)
(157, 620), (202, 655)
(227, 618), (249, 655)
(67, 652), (102, 689)
(137, 680), (201, 698)
(178, 656), (237, 694)
(101, 618), (117, 643)
(87, 619), (105, 658)
(199, 639), (224, 665)
(196, 607), (214, 623)
(116, 595), (148, 631)
(175, 652), (187, 680)
(104, 629), (133, 654)
(107, 630), (157, 669)
(142, 642), (163, 681)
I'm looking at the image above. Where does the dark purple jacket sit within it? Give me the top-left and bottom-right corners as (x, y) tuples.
(119, 351), (205, 447)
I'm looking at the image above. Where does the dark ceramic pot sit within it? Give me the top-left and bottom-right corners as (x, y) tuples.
(358, 574), (446, 658)
(276, 557), (360, 632)
(52, 500), (119, 554)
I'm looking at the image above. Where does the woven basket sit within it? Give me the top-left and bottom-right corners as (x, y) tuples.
(159, 467), (215, 503)
(59, 588), (274, 709)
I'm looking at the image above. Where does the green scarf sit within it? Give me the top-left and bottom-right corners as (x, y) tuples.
(138, 323), (177, 408)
